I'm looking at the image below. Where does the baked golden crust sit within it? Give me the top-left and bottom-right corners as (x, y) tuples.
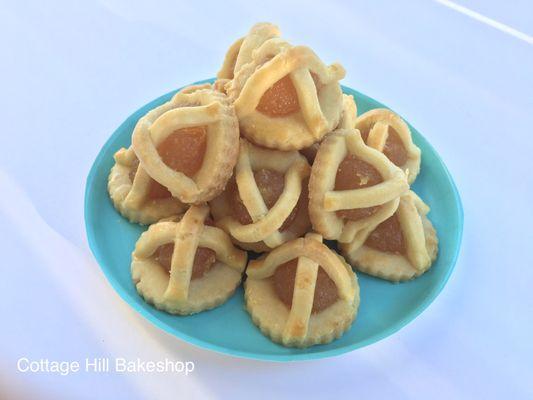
(108, 147), (187, 225)
(106, 20), (442, 344)
(299, 94), (357, 164)
(340, 191), (438, 282)
(355, 109), (421, 184)
(226, 42), (345, 150)
(245, 233), (359, 348)
(217, 22), (281, 80)
(309, 128), (409, 243)
(210, 139), (311, 252)
(131, 84), (239, 204)
(131, 205), (247, 315)
(337, 94), (358, 129)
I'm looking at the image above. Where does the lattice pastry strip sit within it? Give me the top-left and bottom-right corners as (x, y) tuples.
(309, 128), (409, 243)
(210, 139), (311, 252)
(227, 41), (346, 150)
(217, 22), (281, 80)
(337, 94), (358, 129)
(355, 109), (421, 184)
(108, 146), (186, 224)
(245, 233), (359, 348)
(132, 85), (239, 204)
(340, 191), (438, 282)
(132, 205), (247, 315)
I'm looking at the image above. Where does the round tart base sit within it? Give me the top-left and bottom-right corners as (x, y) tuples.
(341, 213), (438, 282)
(131, 85), (240, 204)
(229, 45), (346, 151)
(132, 260), (242, 315)
(108, 161), (186, 225)
(244, 269), (359, 348)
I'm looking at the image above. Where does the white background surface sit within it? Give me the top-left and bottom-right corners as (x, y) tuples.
(1, 1), (532, 399)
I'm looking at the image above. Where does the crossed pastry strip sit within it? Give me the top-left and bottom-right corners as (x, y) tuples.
(309, 128), (409, 243)
(355, 109), (421, 184)
(211, 139), (311, 250)
(132, 87), (238, 204)
(132, 205), (247, 313)
(228, 42), (345, 150)
(340, 191), (438, 282)
(246, 233), (359, 347)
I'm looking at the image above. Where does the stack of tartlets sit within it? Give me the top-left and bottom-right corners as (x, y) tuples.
(108, 22), (438, 348)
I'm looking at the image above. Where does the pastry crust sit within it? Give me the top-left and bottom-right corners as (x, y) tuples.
(337, 94), (358, 129)
(309, 128), (409, 243)
(131, 84), (239, 204)
(217, 22), (281, 80)
(108, 147), (186, 225)
(340, 191), (438, 282)
(355, 109), (421, 184)
(245, 233), (359, 348)
(300, 94), (357, 164)
(226, 42), (345, 150)
(131, 205), (247, 315)
(210, 139), (311, 252)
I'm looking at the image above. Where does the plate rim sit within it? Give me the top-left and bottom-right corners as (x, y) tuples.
(84, 80), (464, 362)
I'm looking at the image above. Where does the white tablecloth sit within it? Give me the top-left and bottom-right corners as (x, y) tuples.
(1, 1), (532, 399)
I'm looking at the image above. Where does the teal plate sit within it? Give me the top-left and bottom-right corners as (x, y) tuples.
(85, 79), (463, 361)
